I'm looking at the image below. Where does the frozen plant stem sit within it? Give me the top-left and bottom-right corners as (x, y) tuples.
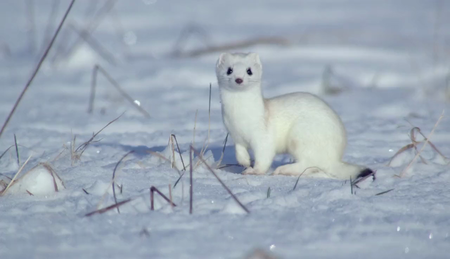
(399, 110), (445, 177)
(0, 0), (75, 140)
(189, 146), (193, 214)
(88, 64), (151, 117)
(191, 146), (250, 214)
(112, 150), (135, 214)
(150, 186), (177, 210)
(171, 134), (186, 171)
(14, 134), (19, 166)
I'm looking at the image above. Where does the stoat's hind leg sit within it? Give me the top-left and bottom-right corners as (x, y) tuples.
(273, 163), (326, 177)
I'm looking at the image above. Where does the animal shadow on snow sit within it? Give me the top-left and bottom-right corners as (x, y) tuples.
(92, 142), (287, 175)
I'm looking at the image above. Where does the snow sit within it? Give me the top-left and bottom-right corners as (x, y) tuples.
(0, 0), (450, 258)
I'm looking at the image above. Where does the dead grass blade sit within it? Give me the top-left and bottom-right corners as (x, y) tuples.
(73, 113), (123, 162)
(0, 0), (75, 140)
(14, 134), (19, 166)
(170, 134), (186, 171)
(217, 133), (229, 167)
(150, 186), (177, 210)
(191, 146), (249, 214)
(68, 22), (117, 65)
(57, 0), (117, 63)
(189, 146), (193, 214)
(292, 167), (319, 191)
(112, 150), (135, 214)
(87, 64), (151, 118)
(0, 145), (15, 161)
(375, 189), (395, 196)
(1, 155), (32, 195)
(41, 162), (65, 191)
(40, 0), (60, 54)
(397, 110), (445, 177)
(85, 198), (131, 217)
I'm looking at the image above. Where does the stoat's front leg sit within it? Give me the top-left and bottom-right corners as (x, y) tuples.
(235, 144), (251, 168)
(242, 137), (275, 175)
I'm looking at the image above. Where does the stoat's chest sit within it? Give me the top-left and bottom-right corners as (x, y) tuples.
(221, 98), (267, 146)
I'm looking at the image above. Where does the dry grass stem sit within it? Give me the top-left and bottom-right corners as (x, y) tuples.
(1, 155), (32, 195)
(146, 150), (182, 176)
(73, 113), (123, 162)
(68, 22), (117, 65)
(150, 186), (177, 210)
(191, 146), (250, 214)
(292, 167), (319, 191)
(88, 64), (151, 117)
(57, 0), (117, 63)
(189, 146), (193, 214)
(14, 134), (19, 166)
(0, 145), (15, 161)
(86, 198), (131, 217)
(375, 189), (395, 196)
(170, 134), (186, 171)
(217, 133), (229, 167)
(398, 110), (445, 177)
(111, 150), (135, 214)
(169, 184), (174, 208)
(41, 162), (65, 191)
(0, 0), (75, 140)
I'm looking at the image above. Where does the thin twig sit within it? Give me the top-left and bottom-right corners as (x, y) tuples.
(88, 64), (151, 117)
(1, 155), (32, 195)
(189, 146), (193, 214)
(398, 110), (445, 177)
(292, 167), (317, 191)
(217, 133), (229, 167)
(375, 189), (394, 196)
(168, 184), (174, 208)
(85, 198), (131, 217)
(171, 134), (186, 171)
(58, 0), (117, 63)
(74, 113), (124, 160)
(150, 186), (177, 210)
(14, 134), (19, 166)
(112, 150), (135, 213)
(0, 0), (75, 139)
(191, 146), (250, 214)
(68, 22), (117, 65)
(40, 0), (60, 54)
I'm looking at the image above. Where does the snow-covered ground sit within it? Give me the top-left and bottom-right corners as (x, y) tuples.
(1, 0), (450, 258)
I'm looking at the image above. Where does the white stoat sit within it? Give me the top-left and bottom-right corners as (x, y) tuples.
(215, 52), (373, 179)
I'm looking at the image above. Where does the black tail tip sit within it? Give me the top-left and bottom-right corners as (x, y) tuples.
(358, 168), (375, 179)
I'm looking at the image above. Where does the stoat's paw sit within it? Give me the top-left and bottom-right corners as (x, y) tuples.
(273, 167), (291, 176)
(242, 167), (263, 175)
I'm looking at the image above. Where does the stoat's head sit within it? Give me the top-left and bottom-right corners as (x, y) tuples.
(216, 52), (262, 91)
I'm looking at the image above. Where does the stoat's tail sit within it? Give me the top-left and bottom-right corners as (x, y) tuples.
(330, 162), (374, 180)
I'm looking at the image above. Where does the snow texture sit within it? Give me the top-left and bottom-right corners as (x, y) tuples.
(0, 0), (450, 258)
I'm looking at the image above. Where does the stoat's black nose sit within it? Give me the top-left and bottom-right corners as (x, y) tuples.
(235, 78), (243, 84)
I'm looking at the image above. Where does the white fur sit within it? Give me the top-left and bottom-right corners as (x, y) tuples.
(216, 52), (368, 179)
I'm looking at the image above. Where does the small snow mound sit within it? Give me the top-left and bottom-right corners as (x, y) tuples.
(85, 180), (112, 196)
(7, 165), (65, 195)
(221, 199), (248, 215)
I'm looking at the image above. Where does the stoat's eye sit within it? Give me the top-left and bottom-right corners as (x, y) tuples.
(227, 67), (233, 75)
(247, 68), (253, 76)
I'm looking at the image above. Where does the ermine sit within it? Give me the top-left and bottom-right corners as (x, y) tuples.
(215, 52), (373, 179)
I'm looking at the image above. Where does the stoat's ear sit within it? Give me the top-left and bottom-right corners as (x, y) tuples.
(216, 53), (229, 68)
(248, 53), (261, 67)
